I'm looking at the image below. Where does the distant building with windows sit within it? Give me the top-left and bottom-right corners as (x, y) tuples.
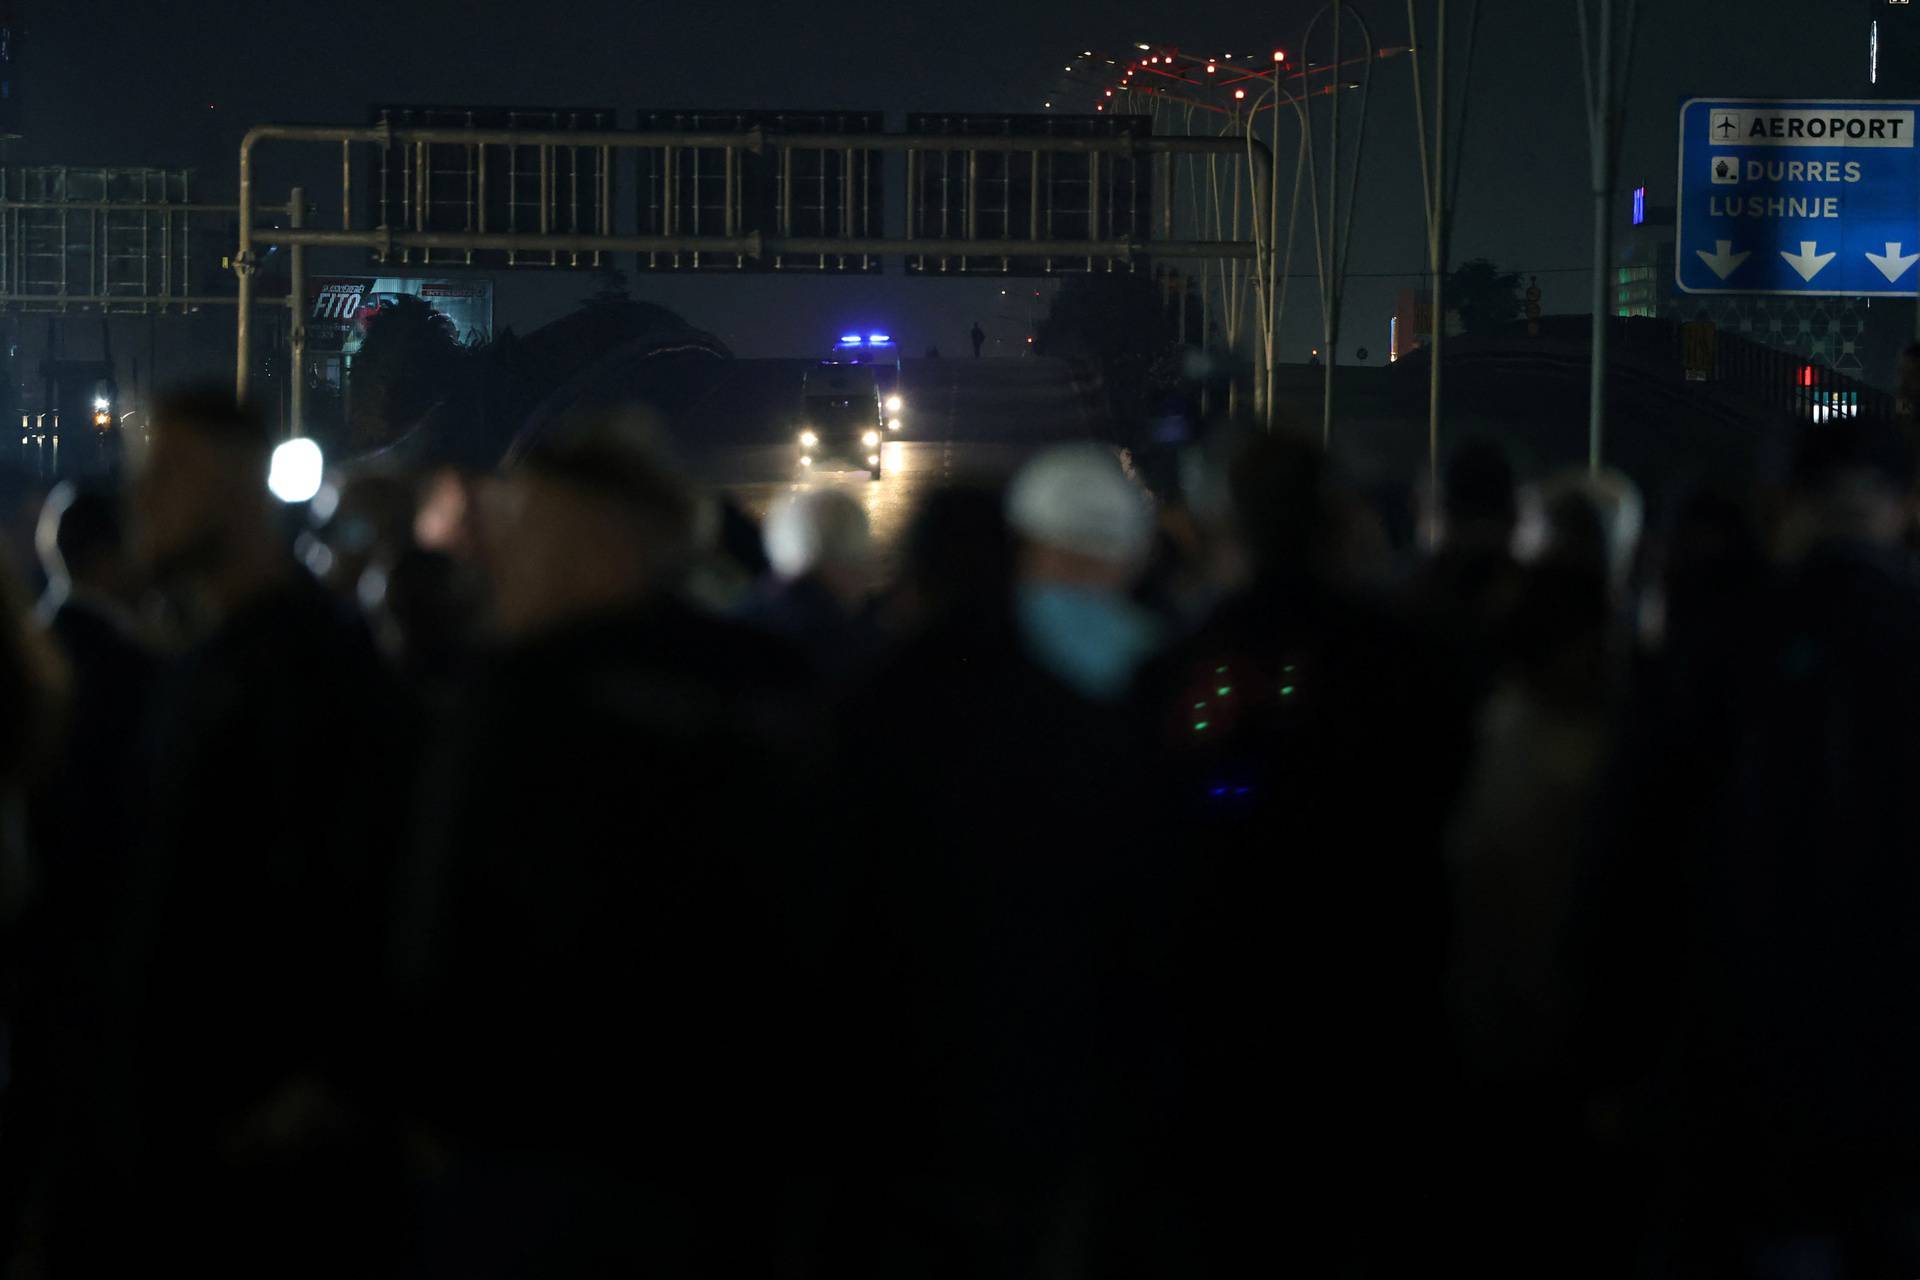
(1616, 187), (1676, 318)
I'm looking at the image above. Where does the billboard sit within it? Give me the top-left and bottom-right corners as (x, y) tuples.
(307, 276), (493, 357)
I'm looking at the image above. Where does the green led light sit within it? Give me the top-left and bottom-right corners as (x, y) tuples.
(1215, 666), (1228, 674)
(1280, 685), (1295, 696)
(1193, 701), (1206, 711)
(1193, 721), (1210, 731)
(1283, 664), (1296, 673)
(1217, 686), (1231, 696)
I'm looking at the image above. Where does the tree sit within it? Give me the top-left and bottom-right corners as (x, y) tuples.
(1445, 258), (1524, 336)
(1032, 272), (1182, 427)
(345, 295), (466, 454)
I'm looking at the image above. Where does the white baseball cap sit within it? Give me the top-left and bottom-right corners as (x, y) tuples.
(1006, 444), (1155, 566)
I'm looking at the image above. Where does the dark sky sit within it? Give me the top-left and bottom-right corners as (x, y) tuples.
(18, 0), (1879, 361)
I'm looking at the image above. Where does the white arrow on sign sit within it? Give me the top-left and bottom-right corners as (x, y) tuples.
(1695, 240), (1750, 280)
(1781, 241), (1837, 282)
(1867, 242), (1920, 283)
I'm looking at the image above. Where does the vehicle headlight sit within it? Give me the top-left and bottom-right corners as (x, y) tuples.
(886, 395), (903, 413)
(888, 418), (902, 431)
(799, 455), (813, 467)
(799, 430), (819, 447)
(862, 430), (881, 446)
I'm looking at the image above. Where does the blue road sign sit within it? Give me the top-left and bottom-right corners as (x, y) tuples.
(1677, 98), (1920, 297)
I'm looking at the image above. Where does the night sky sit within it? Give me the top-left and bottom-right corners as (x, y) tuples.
(18, 1), (1876, 361)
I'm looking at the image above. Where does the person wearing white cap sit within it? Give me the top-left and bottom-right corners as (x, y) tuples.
(1005, 444), (1161, 701)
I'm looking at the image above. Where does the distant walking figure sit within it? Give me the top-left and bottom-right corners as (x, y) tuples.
(970, 322), (986, 358)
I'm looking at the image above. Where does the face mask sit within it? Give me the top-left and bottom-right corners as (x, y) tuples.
(1016, 583), (1159, 702)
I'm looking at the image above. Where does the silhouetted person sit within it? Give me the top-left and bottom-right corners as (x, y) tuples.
(685, 494), (770, 614)
(1130, 430), (1469, 1276)
(1406, 439), (1523, 696)
(823, 482), (1160, 1277)
(1007, 445), (1161, 702)
(398, 414), (829, 1278)
(101, 388), (409, 1279)
(0, 556), (61, 1274)
(30, 480), (155, 874)
(1440, 487), (1623, 1277)
(1584, 415), (1920, 1275)
(752, 488), (879, 682)
(10, 483), (156, 1274)
(970, 321), (985, 358)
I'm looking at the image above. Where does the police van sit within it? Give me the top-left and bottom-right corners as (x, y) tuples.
(797, 332), (904, 480)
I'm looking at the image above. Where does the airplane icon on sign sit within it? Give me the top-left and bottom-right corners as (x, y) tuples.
(1715, 115), (1739, 138)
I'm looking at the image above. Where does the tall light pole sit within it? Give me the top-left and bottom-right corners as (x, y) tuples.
(1408, 0), (1483, 530)
(1268, 50), (1284, 431)
(1577, 0), (1639, 476)
(1298, 1), (1376, 447)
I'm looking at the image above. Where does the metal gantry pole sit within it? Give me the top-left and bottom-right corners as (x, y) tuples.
(235, 134), (256, 401)
(288, 187), (306, 439)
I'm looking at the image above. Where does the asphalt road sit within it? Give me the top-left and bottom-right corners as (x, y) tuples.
(670, 356), (1096, 555)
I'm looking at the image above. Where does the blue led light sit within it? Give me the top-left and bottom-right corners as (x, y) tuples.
(838, 334), (863, 345)
(868, 332), (891, 343)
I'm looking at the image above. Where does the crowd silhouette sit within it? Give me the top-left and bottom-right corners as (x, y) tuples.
(0, 377), (1915, 1277)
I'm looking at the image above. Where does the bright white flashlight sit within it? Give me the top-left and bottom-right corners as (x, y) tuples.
(268, 437), (325, 503)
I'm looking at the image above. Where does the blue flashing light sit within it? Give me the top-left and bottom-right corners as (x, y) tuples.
(838, 334), (864, 345)
(1632, 186), (1646, 227)
(867, 332), (892, 344)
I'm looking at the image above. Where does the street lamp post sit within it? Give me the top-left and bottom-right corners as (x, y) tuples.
(1577, 0), (1639, 476)
(1408, 0), (1482, 530)
(1298, 0), (1376, 447)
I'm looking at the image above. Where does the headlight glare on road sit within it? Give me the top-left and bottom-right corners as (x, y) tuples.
(799, 430), (819, 448)
(862, 430), (881, 446)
